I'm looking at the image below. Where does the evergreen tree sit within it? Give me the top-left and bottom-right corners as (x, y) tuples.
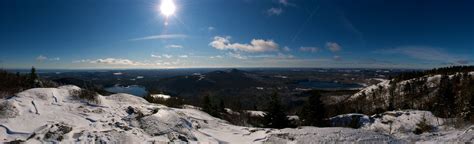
(299, 91), (326, 126)
(263, 93), (289, 129)
(29, 66), (38, 88)
(435, 75), (455, 117)
(202, 95), (213, 115)
(387, 80), (396, 111)
(219, 99), (226, 114)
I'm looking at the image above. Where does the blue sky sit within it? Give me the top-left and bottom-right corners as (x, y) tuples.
(1, 0), (473, 69)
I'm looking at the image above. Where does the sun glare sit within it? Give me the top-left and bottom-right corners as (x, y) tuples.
(160, 0), (176, 17)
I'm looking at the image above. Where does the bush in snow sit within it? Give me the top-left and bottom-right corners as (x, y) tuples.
(70, 89), (101, 104)
(0, 101), (19, 118)
(414, 115), (433, 134)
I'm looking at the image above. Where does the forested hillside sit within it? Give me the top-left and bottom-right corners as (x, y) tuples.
(333, 66), (474, 123)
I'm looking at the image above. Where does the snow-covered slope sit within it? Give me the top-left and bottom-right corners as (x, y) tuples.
(329, 110), (474, 142)
(0, 86), (270, 143)
(0, 86), (472, 143)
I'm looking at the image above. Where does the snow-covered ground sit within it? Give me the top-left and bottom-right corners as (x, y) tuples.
(0, 86), (472, 143)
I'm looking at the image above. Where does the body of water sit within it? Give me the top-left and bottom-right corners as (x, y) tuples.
(298, 81), (363, 90)
(105, 85), (148, 97)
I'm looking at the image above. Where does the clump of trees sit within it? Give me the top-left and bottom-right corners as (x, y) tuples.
(299, 91), (326, 126)
(201, 95), (226, 118)
(144, 94), (184, 108)
(0, 67), (56, 99)
(263, 93), (290, 129)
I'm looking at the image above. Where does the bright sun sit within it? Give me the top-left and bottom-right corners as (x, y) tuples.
(160, 0), (176, 17)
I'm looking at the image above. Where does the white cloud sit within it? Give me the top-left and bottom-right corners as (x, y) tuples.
(209, 55), (223, 59)
(279, 0), (296, 7)
(179, 55), (188, 58)
(299, 47), (319, 53)
(326, 42), (342, 52)
(36, 55), (47, 61)
(267, 7), (283, 16)
(208, 26), (215, 31)
(130, 34), (187, 41)
(162, 54), (173, 59)
(210, 36), (279, 53)
(36, 55), (60, 61)
(76, 58), (148, 66)
(227, 52), (248, 60)
(166, 44), (183, 48)
(151, 54), (173, 59)
(151, 54), (162, 58)
(333, 55), (341, 61)
(247, 53), (295, 59)
(283, 46), (291, 52)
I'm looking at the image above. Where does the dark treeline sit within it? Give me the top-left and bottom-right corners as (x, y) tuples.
(0, 67), (57, 98)
(392, 66), (474, 82)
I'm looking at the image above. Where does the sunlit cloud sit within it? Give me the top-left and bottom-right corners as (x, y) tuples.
(326, 42), (342, 52)
(210, 36), (279, 53)
(283, 46), (291, 52)
(179, 55), (188, 58)
(130, 34), (187, 41)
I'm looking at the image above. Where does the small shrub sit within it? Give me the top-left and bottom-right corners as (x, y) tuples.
(414, 115), (433, 134)
(348, 115), (361, 129)
(71, 89), (100, 104)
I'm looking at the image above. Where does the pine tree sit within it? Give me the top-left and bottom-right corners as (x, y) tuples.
(388, 80), (396, 111)
(435, 75), (455, 117)
(202, 95), (213, 115)
(299, 91), (326, 126)
(29, 66), (38, 88)
(219, 99), (226, 114)
(263, 93), (289, 129)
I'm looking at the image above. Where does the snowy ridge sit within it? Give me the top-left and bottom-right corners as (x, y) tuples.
(0, 86), (472, 143)
(348, 72), (473, 101)
(349, 79), (390, 100)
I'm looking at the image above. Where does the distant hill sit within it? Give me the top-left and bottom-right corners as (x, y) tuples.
(151, 69), (269, 96)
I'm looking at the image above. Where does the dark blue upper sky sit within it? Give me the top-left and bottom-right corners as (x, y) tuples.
(1, 0), (473, 69)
